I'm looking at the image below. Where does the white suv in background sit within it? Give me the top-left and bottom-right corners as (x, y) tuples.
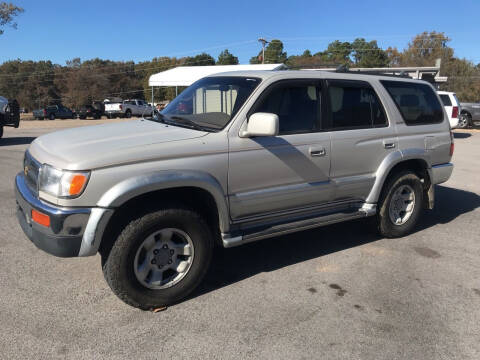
(438, 91), (460, 129)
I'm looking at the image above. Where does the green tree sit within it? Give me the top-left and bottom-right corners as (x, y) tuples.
(217, 49), (239, 65)
(184, 53), (215, 66)
(0, 2), (24, 35)
(351, 38), (388, 67)
(250, 39), (287, 64)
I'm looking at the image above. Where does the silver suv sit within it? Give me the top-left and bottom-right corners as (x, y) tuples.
(15, 70), (454, 309)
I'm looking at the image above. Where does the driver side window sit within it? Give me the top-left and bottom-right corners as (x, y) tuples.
(253, 81), (321, 135)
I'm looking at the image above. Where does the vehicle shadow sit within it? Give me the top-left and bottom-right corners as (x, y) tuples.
(0, 137), (36, 146)
(453, 132), (471, 139)
(194, 185), (479, 299)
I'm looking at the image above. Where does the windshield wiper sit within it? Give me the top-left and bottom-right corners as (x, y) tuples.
(167, 116), (209, 131)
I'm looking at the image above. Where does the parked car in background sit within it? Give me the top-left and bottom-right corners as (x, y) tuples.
(15, 71), (454, 309)
(0, 96), (20, 138)
(78, 102), (105, 119)
(33, 105), (76, 120)
(105, 99), (153, 118)
(437, 91), (460, 128)
(459, 102), (480, 128)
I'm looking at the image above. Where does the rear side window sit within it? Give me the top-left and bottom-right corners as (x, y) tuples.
(381, 81), (443, 125)
(327, 80), (387, 130)
(439, 95), (452, 106)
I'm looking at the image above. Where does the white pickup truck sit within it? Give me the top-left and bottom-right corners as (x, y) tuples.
(105, 99), (153, 118)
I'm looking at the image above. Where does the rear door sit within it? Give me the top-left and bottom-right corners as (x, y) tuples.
(228, 79), (333, 220)
(326, 79), (396, 202)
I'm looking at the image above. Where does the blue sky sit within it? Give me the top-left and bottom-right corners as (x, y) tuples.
(1, 0), (479, 66)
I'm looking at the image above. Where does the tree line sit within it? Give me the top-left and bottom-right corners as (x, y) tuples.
(0, 31), (479, 110)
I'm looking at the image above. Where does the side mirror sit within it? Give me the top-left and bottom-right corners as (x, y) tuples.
(241, 112), (279, 137)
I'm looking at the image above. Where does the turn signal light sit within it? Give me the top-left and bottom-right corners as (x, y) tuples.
(69, 174), (88, 196)
(31, 209), (50, 227)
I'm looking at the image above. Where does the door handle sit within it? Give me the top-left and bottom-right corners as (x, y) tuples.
(310, 148), (326, 157)
(384, 143), (395, 149)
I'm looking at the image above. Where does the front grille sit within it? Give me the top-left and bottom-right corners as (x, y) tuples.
(23, 151), (41, 195)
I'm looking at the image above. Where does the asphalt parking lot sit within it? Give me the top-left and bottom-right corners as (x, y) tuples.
(1, 121), (479, 359)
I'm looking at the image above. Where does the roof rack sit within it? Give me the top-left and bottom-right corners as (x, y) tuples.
(335, 66), (412, 79)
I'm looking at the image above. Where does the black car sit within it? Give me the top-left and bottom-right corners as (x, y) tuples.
(78, 104), (104, 119)
(33, 105), (76, 120)
(0, 98), (20, 138)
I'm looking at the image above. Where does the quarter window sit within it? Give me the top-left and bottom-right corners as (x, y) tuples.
(327, 81), (387, 129)
(381, 81), (443, 125)
(253, 82), (321, 135)
(439, 94), (452, 106)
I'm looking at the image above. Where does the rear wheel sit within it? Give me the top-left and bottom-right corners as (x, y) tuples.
(459, 113), (471, 129)
(101, 206), (213, 310)
(125, 110), (132, 118)
(376, 171), (424, 238)
(49, 113), (55, 120)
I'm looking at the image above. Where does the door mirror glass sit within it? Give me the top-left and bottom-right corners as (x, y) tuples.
(243, 112), (279, 137)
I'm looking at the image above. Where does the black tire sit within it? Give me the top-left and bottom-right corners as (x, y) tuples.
(459, 112), (472, 129)
(125, 110), (132, 118)
(376, 171), (424, 238)
(101, 206), (213, 310)
(49, 113), (55, 120)
(79, 116), (86, 120)
(0, 126), (3, 139)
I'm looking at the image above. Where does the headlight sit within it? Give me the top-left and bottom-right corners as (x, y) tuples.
(39, 164), (90, 198)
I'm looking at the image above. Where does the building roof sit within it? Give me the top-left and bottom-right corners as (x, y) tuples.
(148, 64), (287, 87)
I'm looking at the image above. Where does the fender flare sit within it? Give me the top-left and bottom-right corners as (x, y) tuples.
(365, 149), (432, 204)
(97, 170), (230, 233)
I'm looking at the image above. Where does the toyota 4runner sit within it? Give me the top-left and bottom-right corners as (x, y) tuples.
(15, 70), (454, 309)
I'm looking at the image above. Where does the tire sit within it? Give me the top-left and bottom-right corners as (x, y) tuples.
(49, 113), (55, 120)
(79, 116), (86, 120)
(101, 206), (213, 310)
(0, 126), (3, 139)
(376, 171), (424, 238)
(125, 110), (132, 118)
(459, 113), (471, 129)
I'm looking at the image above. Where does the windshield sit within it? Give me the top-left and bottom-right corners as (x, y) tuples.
(161, 76), (261, 130)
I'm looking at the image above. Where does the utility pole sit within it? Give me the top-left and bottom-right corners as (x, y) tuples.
(258, 38), (268, 64)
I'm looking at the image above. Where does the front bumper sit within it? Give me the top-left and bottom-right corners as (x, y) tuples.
(15, 173), (113, 257)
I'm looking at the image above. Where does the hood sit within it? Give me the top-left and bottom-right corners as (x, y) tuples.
(29, 119), (208, 170)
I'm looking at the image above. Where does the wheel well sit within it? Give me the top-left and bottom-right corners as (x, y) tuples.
(99, 187), (222, 257)
(460, 110), (471, 116)
(381, 159), (432, 205)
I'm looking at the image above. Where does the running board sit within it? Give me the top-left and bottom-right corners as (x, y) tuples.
(222, 209), (368, 248)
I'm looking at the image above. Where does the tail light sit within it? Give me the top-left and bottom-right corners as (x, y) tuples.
(119, 104), (123, 110)
(452, 106), (459, 119)
(449, 131), (454, 156)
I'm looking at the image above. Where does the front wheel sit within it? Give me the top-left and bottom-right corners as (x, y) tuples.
(376, 171), (424, 238)
(101, 206), (213, 310)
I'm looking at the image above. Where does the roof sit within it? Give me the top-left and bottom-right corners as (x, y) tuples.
(148, 64), (287, 87)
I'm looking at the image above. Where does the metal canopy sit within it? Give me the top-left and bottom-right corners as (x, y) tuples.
(148, 64), (286, 87)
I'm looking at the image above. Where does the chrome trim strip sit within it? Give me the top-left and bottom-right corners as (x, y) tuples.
(233, 180), (330, 199)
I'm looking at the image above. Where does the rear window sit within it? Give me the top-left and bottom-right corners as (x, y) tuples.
(381, 81), (443, 125)
(439, 94), (452, 106)
(327, 80), (387, 130)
